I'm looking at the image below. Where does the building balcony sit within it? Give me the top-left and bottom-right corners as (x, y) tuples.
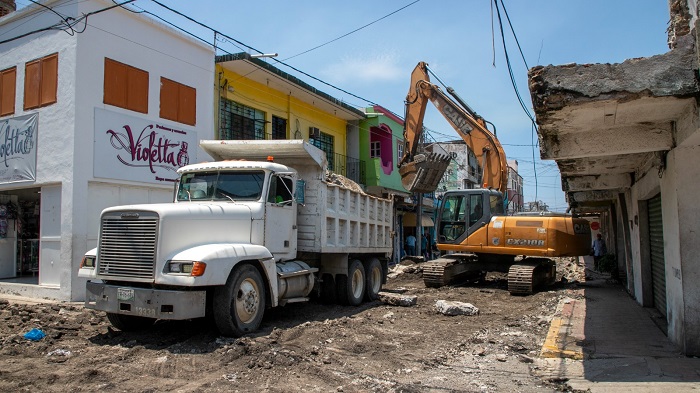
(330, 152), (365, 186)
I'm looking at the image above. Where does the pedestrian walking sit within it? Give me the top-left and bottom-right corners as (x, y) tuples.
(422, 233), (430, 259)
(591, 233), (607, 271)
(405, 234), (416, 256)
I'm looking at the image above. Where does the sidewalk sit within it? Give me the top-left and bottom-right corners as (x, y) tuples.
(535, 257), (700, 392)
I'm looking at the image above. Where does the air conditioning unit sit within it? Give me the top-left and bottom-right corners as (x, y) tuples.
(309, 126), (320, 139)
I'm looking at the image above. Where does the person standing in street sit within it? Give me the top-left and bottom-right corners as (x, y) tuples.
(422, 233), (430, 259)
(405, 234), (416, 256)
(592, 233), (607, 271)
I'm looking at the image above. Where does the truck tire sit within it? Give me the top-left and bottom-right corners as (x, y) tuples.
(213, 264), (266, 337)
(363, 258), (382, 301)
(337, 259), (365, 306)
(106, 312), (154, 331)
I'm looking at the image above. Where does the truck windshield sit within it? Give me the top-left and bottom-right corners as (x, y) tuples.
(177, 170), (265, 202)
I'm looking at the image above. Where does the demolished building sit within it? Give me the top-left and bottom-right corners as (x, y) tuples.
(528, 0), (700, 355)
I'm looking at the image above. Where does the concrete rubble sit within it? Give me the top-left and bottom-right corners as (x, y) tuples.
(377, 292), (417, 307)
(434, 300), (479, 316)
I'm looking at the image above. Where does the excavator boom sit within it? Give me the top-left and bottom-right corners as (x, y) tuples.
(400, 62), (508, 194)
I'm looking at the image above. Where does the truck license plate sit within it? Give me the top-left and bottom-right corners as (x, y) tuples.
(117, 288), (134, 301)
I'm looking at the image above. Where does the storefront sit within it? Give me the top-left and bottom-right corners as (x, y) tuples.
(0, 188), (40, 283)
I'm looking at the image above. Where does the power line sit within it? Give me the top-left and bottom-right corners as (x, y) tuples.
(147, 0), (382, 108)
(283, 1), (420, 61)
(0, 0), (135, 45)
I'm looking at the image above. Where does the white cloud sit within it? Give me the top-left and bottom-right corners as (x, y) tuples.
(319, 52), (403, 85)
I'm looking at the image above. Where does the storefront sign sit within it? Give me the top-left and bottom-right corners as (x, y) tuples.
(0, 113), (37, 184)
(94, 108), (198, 184)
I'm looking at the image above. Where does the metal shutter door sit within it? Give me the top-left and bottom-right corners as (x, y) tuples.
(648, 194), (666, 316)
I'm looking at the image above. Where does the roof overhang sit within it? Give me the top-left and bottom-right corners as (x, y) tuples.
(528, 34), (699, 214)
(216, 53), (365, 121)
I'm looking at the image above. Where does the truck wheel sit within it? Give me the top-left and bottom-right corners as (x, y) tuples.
(106, 312), (154, 331)
(337, 259), (365, 306)
(364, 258), (382, 301)
(213, 264), (266, 337)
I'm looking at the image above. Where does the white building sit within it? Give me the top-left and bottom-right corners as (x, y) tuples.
(431, 140), (480, 196)
(506, 159), (523, 214)
(0, 0), (214, 300)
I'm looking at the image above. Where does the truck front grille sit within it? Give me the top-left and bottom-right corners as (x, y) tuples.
(98, 215), (158, 279)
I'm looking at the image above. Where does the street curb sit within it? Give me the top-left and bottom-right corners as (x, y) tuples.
(540, 297), (585, 360)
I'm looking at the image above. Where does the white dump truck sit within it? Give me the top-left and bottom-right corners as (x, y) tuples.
(78, 140), (393, 336)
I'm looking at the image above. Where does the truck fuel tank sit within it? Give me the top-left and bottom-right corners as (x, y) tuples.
(276, 261), (318, 300)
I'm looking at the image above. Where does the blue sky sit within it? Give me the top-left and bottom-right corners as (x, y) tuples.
(17, 0), (670, 211)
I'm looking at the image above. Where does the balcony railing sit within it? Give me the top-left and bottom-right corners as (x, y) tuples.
(330, 152), (365, 186)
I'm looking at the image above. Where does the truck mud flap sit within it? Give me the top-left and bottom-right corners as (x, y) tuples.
(399, 153), (451, 194)
(85, 281), (206, 320)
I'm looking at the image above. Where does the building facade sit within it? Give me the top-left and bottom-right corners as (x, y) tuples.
(214, 53), (366, 185)
(506, 159), (524, 214)
(0, 0), (214, 300)
(358, 105), (411, 263)
(528, 0), (700, 355)
(432, 140), (480, 196)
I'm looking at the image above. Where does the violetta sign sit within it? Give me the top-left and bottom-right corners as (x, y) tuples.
(0, 113), (38, 184)
(94, 108), (198, 184)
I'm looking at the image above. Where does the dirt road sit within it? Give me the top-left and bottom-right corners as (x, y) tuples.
(0, 258), (585, 392)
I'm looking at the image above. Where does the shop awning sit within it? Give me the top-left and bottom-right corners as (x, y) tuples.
(403, 213), (434, 227)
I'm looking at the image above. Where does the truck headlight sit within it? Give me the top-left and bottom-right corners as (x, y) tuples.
(165, 261), (206, 276)
(80, 255), (96, 269)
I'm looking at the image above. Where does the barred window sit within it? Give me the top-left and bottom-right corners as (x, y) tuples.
(311, 131), (334, 169)
(271, 115), (286, 140)
(219, 98), (265, 140)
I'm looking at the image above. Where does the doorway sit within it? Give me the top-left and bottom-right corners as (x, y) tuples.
(0, 187), (41, 283)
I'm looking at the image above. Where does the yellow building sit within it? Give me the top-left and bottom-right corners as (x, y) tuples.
(215, 53), (366, 182)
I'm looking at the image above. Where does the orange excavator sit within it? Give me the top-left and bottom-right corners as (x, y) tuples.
(399, 62), (591, 294)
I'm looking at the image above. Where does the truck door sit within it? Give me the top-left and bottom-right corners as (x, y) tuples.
(264, 174), (296, 260)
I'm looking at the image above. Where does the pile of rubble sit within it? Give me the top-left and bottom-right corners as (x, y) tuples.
(555, 256), (586, 283)
(325, 171), (365, 194)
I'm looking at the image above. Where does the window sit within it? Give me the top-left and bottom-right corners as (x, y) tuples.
(439, 195), (467, 242)
(271, 115), (286, 139)
(268, 175), (294, 204)
(0, 67), (16, 116)
(490, 193), (505, 215)
(310, 130), (334, 169)
(103, 58), (148, 113)
(219, 98), (266, 140)
(24, 53), (58, 110)
(370, 141), (381, 158)
(397, 139), (404, 160)
(177, 170), (265, 201)
(160, 77), (196, 126)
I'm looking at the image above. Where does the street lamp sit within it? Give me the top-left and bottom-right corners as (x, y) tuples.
(250, 53), (278, 58)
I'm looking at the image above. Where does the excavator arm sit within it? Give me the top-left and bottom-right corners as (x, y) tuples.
(399, 62), (508, 194)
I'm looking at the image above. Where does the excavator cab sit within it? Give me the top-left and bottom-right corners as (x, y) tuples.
(437, 189), (503, 245)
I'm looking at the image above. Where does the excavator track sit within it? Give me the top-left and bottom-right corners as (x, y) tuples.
(507, 258), (556, 295)
(423, 255), (481, 288)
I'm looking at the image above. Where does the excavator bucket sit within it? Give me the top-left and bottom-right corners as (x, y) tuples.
(399, 153), (451, 194)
